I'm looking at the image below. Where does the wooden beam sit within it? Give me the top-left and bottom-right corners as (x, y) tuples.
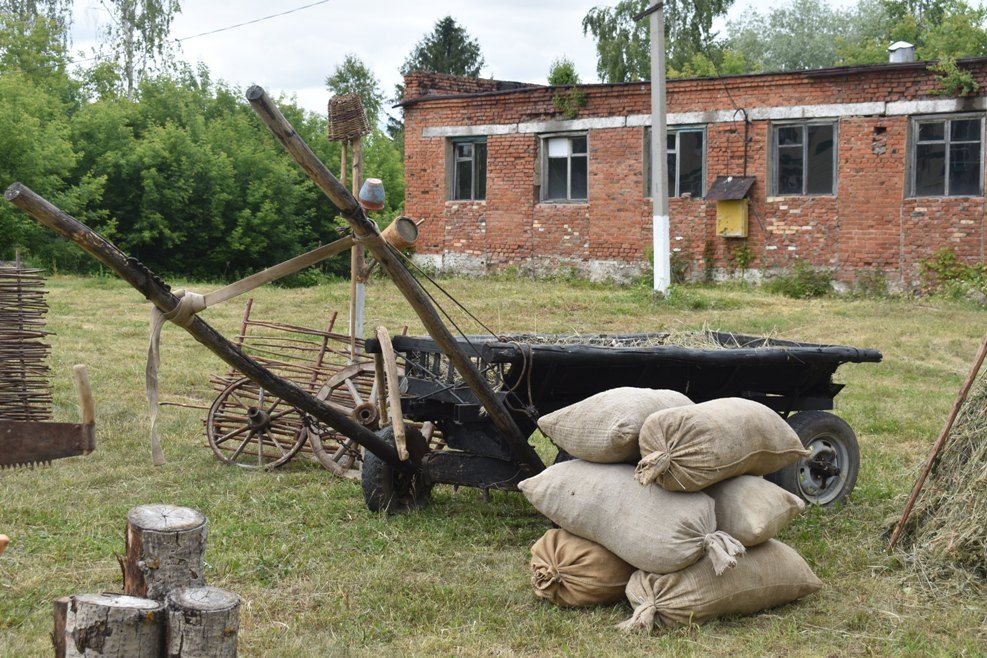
(4, 183), (410, 473)
(245, 86), (544, 475)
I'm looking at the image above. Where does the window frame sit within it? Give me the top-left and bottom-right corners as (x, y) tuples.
(449, 136), (487, 201)
(909, 114), (985, 198)
(769, 120), (838, 197)
(644, 125), (708, 199)
(539, 132), (589, 203)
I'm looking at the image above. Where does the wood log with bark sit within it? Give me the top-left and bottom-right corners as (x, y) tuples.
(165, 586), (240, 657)
(121, 505), (207, 600)
(53, 593), (164, 657)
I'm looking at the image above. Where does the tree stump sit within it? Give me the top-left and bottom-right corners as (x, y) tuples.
(122, 505), (207, 600)
(165, 586), (240, 657)
(53, 593), (164, 658)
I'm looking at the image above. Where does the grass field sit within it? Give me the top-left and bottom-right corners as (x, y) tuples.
(1, 274), (985, 656)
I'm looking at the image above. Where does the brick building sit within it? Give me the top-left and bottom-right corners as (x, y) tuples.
(399, 59), (987, 286)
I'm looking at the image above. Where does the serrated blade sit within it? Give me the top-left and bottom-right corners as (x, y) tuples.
(0, 421), (95, 469)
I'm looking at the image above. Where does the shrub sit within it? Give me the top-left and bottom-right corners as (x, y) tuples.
(765, 259), (833, 299)
(919, 248), (987, 299)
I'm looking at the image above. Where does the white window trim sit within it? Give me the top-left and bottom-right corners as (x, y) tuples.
(909, 113), (985, 198)
(645, 126), (707, 199)
(769, 120), (839, 197)
(539, 132), (589, 203)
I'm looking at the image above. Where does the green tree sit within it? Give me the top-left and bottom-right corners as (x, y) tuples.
(0, 0), (73, 46)
(99, 0), (181, 98)
(400, 16), (485, 78)
(326, 54), (384, 129)
(582, 0), (735, 82)
(547, 56), (581, 85)
(727, 0), (851, 72)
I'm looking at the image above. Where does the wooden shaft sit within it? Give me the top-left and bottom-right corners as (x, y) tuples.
(350, 135), (365, 359)
(73, 364), (95, 425)
(246, 86), (544, 475)
(373, 352), (387, 426)
(888, 332), (987, 549)
(4, 183), (410, 473)
(375, 326), (407, 460)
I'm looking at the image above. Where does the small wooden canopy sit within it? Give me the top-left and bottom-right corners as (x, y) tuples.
(327, 93), (370, 142)
(707, 176), (756, 201)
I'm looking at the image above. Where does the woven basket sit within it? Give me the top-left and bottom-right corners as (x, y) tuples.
(327, 93), (370, 141)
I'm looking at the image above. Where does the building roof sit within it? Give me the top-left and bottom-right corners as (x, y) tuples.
(398, 56), (987, 108)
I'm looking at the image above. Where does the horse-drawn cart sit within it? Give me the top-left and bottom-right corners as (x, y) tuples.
(3, 86), (881, 514)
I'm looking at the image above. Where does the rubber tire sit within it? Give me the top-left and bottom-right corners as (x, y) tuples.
(361, 426), (433, 514)
(766, 410), (860, 508)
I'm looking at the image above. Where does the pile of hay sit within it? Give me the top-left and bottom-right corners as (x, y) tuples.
(895, 374), (987, 593)
(497, 328), (741, 351)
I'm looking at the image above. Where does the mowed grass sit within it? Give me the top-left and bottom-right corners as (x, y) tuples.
(1, 274), (985, 657)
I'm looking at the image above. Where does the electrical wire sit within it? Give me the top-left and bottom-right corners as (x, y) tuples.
(174, 0), (331, 43)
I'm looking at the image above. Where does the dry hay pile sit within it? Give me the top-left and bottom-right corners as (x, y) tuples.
(895, 374), (987, 593)
(497, 328), (737, 351)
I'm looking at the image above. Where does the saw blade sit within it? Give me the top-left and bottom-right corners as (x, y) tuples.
(0, 420), (94, 469)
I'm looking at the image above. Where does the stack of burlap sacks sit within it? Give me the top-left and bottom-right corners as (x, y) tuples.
(520, 388), (823, 633)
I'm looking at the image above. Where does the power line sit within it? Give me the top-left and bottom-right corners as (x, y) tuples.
(65, 0), (331, 67)
(175, 0), (331, 42)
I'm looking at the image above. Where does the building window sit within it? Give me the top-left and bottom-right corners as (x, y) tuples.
(451, 138), (486, 200)
(542, 134), (588, 201)
(771, 123), (836, 196)
(912, 116), (984, 197)
(645, 127), (706, 198)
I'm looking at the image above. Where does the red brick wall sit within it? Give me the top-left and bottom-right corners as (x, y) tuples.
(403, 61), (987, 285)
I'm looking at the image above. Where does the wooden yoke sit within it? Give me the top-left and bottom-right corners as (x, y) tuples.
(246, 86), (545, 476)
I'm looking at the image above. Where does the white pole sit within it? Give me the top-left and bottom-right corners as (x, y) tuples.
(648, 5), (671, 294)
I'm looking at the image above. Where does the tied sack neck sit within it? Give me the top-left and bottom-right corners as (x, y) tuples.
(617, 571), (659, 633)
(634, 450), (671, 486)
(703, 531), (746, 575)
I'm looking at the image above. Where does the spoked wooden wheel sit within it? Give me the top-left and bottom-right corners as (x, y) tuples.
(308, 362), (380, 476)
(207, 377), (307, 469)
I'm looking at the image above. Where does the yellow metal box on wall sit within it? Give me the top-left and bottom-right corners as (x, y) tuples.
(716, 199), (749, 238)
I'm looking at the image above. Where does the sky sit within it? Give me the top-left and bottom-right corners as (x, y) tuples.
(67, 0), (866, 117)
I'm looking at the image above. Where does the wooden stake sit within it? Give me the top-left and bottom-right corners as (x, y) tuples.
(121, 505), (207, 600)
(375, 326), (407, 460)
(53, 593), (164, 658)
(888, 333), (987, 550)
(349, 135), (365, 360)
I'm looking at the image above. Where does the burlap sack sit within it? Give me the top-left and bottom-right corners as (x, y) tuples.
(618, 539), (822, 633)
(636, 398), (809, 491)
(537, 388), (693, 463)
(530, 529), (635, 607)
(519, 460), (745, 575)
(706, 476), (806, 547)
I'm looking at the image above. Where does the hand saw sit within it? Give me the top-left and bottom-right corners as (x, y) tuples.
(0, 364), (95, 469)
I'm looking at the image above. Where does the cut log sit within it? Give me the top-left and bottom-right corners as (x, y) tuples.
(165, 586), (240, 658)
(122, 505), (207, 600)
(53, 593), (164, 658)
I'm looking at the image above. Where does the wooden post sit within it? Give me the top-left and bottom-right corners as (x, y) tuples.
(73, 364), (94, 426)
(375, 326), (407, 460)
(53, 593), (164, 658)
(122, 505), (207, 600)
(349, 135), (365, 360)
(245, 87), (545, 476)
(165, 586), (240, 658)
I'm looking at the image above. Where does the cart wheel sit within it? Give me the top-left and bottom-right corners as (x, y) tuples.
(767, 411), (860, 507)
(207, 377), (307, 470)
(361, 426), (432, 513)
(308, 362), (379, 475)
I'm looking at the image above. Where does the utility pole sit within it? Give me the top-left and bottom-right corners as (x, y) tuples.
(635, 2), (670, 294)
